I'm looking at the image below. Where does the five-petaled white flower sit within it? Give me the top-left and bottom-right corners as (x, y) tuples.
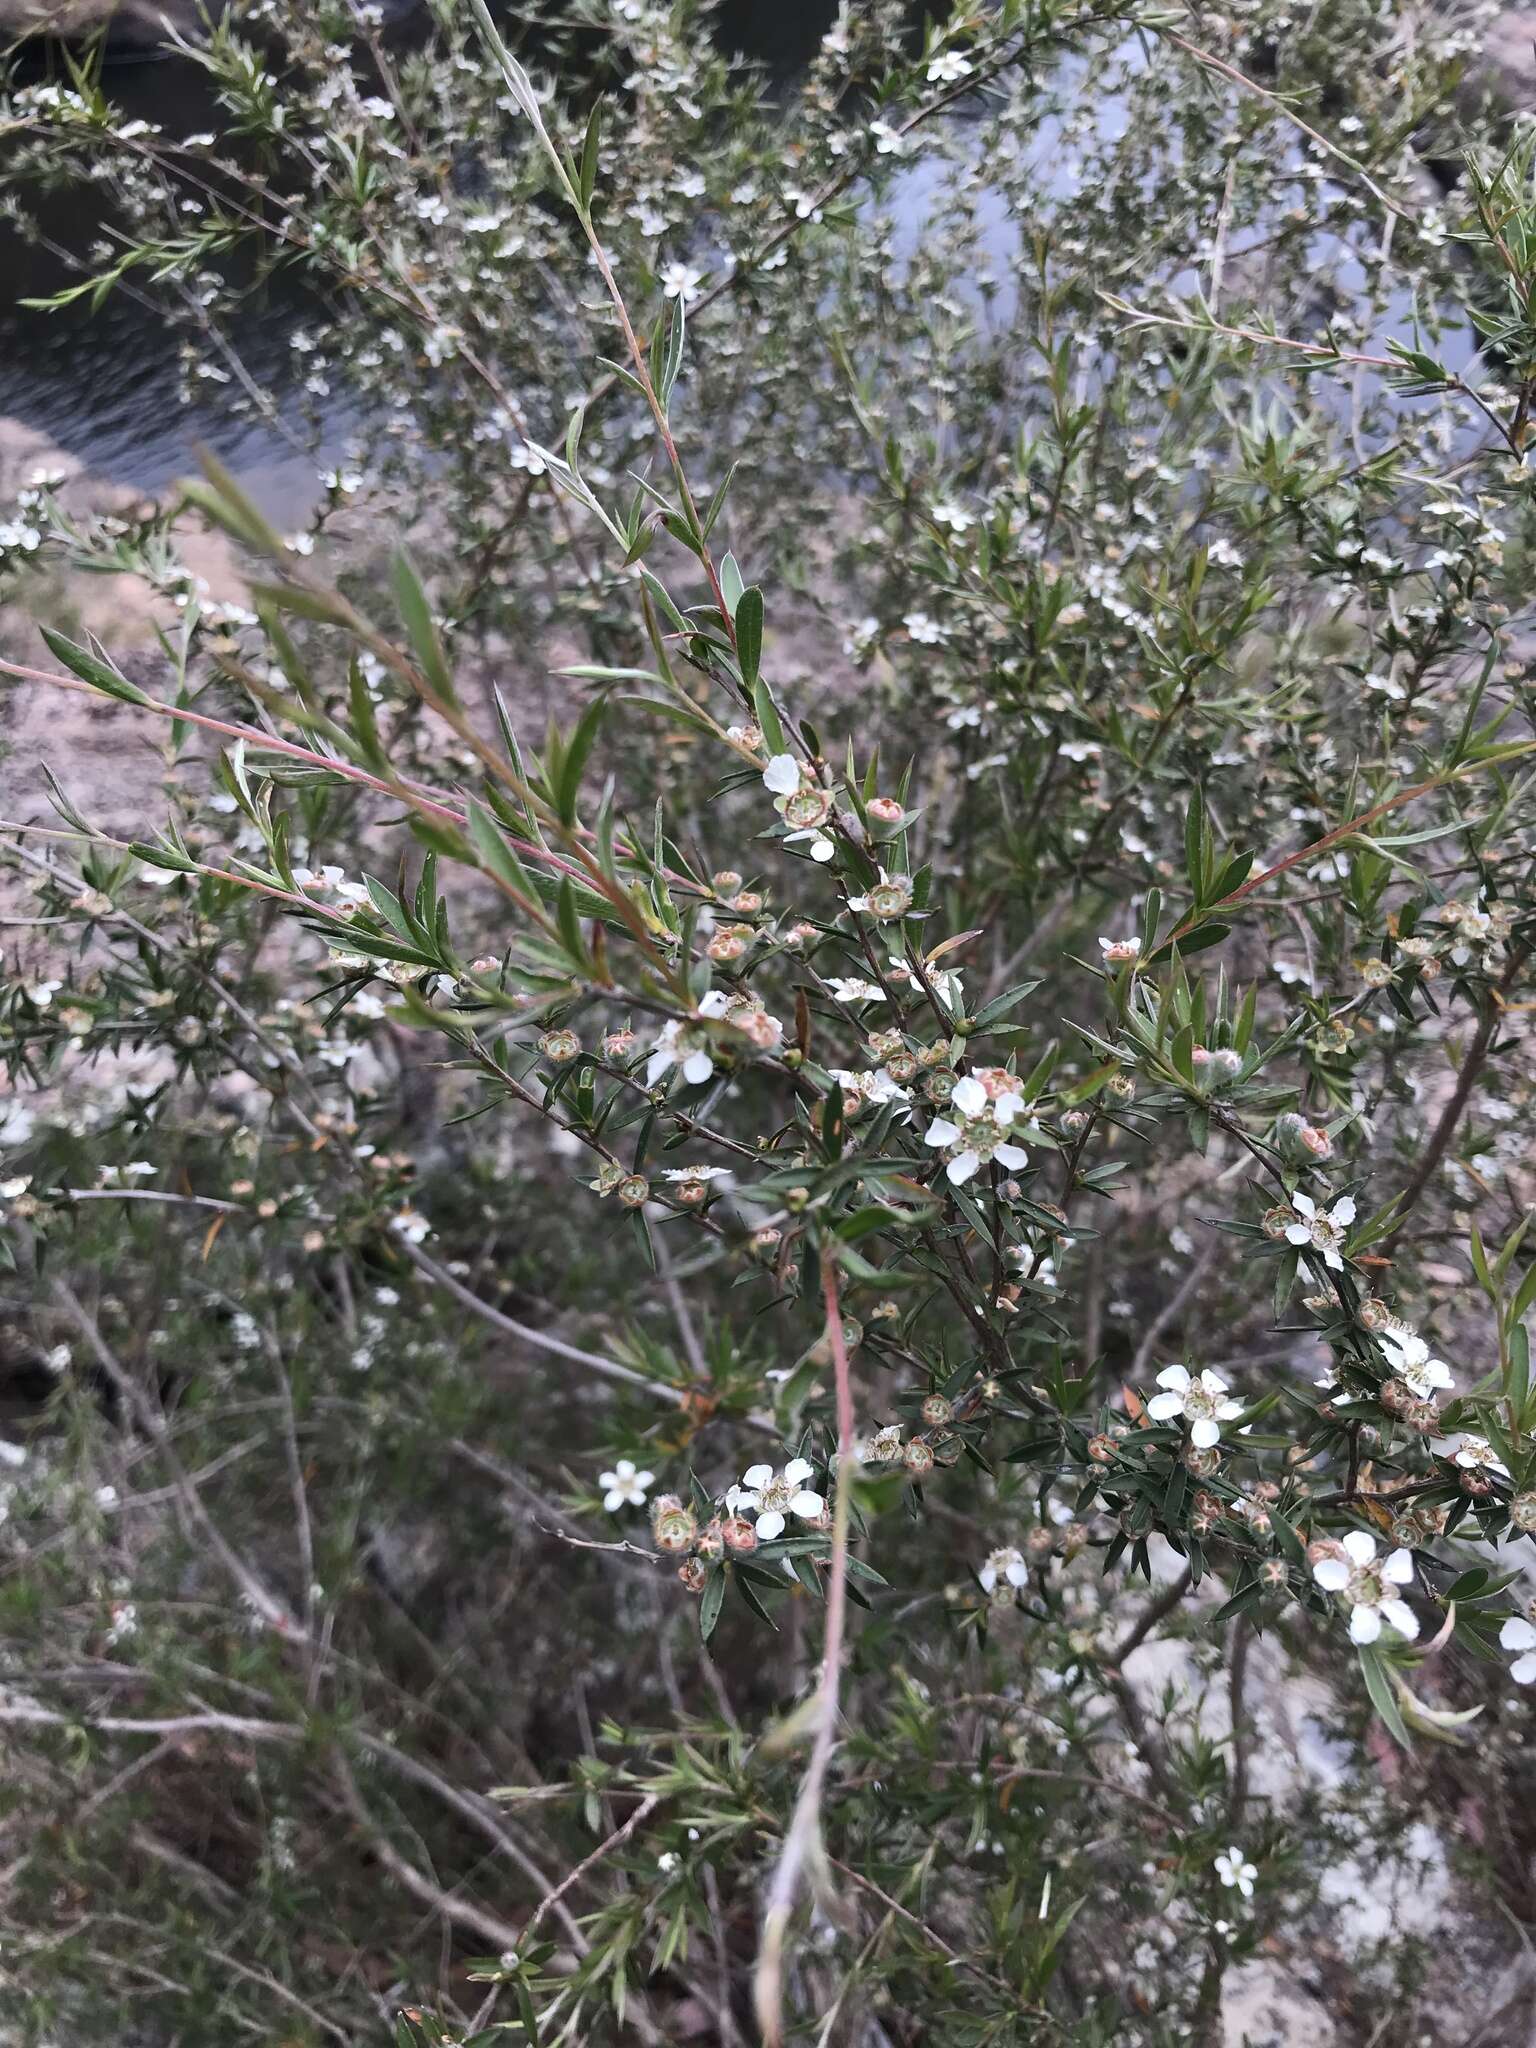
(1452, 1433), (1506, 1473)
(979, 1546), (1027, 1592)
(647, 1017), (715, 1087)
(1500, 1615), (1536, 1684)
(1214, 1846), (1257, 1897)
(1146, 1365), (1243, 1448)
(924, 1074), (1029, 1186)
(660, 261), (704, 303)
(762, 753), (801, 797)
(730, 1459), (824, 1541)
(825, 977), (887, 1004)
(1311, 1530), (1417, 1644)
(1284, 1191), (1356, 1271)
(927, 49), (973, 84)
(599, 1459), (654, 1512)
(1378, 1327), (1454, 1399)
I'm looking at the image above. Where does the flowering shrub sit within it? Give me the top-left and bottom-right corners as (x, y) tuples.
(2, 0), (1536, 2041)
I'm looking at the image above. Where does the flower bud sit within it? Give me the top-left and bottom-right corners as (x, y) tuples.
(706, 927), (749, 964)
(1182, 1444), (1221, 1477)
(866, 796), (905, 826)
(924, 1068), (958, 1103)
(539, 1028), (580, 1064)
(1087, 1433), (1118, 1464)
(1357, 1296), (1391, 1331)
(885, 1051), (918, 1084)
(695, 1517), (725, 1561)
(731, 890), (764, 915)
(920, 1394), (952, 1426)
(711, 870), (743, 894)
(721, 1515), (758, 1552)
(617, 1174), (650, 1207)
(1106, 1072), (1136, 1101)
(750, 1227), (782, 1259)
(677, 1558), (708, 1593)
(1260, 1558), (1287, 1587)
(1459, 1467), (1493, 1497)
(903, 1439), (935, 1477)
(1061, 1109), (1089, 1133)
(1025, 1526), (1054, 1556)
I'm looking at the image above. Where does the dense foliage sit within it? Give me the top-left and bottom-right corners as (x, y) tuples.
(2, 0), (1536, 2041)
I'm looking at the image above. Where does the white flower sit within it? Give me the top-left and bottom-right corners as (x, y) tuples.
(1377, 1327), (1454, 1398)
(924, 1077), (1030, 1186)
(979, 1546), (1027, 1592)
(599, 1458), (654, 1512)
(660, 261), (704, 303)
(926, 49), (973, 83)
(870, 119), (907, 156)
(1145, 1365), (1243, 1449)
(732, 1458), (823, 1541)
(1283, 1191), (1356, 1271)
(1500, 1615), (1536, 1685)
(661, 1165), (728, 1183)
(389, 1207), (430, 1244)
(24, 979), (61, 1008)
(1452, 1434), (1506, 1474)
(646, 1018), (714, 1087)
(931, 499), (974, 532)
(903, 610), (945, 644)
(825, 977), (886, 1004)
(1311, 1530), (1418, 1645)
(1214, 1846), (1257, 1897)
(1098, 936), (1140, 966)
(762, 753), (801, 797)
(785, 829), (835, 861)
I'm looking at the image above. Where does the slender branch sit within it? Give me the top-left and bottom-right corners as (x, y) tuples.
(754, 1256), (857, 2048)
(521, 1793), (661, 1942)
(1385, 939), (1531, 1240)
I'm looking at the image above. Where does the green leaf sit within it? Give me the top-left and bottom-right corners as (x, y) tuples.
(736, 586), (764, 687)
(1358, 1644), (1411, 1748)
(556, 695), (608, 826)
(39, 628), (151, 706)
(748, 693), (785, 782)
(578, 101), (601, 213)
(467, 800), (536, 904)
(391, 551), (459, 708)
(700, 1568), (725, 1641)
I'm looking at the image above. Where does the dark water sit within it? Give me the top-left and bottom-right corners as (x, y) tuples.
(0, 1), (851, 514)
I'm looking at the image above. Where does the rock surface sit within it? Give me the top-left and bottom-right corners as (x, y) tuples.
(0, 0), (207, 47)
(1485, 8), (1536, 99)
